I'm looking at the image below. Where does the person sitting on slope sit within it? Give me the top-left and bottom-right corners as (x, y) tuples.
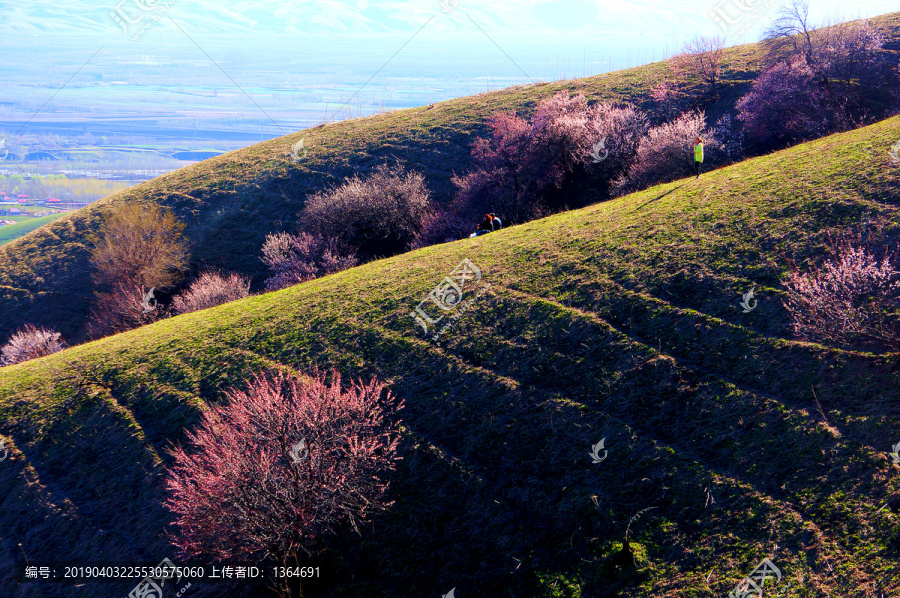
(474, 213), (494, 236)
(490, 213), (502, 231)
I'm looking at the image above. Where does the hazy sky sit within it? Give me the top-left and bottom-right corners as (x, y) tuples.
(2, 0), (898, 41)
(2, 0), (899, 135)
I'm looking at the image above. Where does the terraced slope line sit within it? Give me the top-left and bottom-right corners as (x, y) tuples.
(0, 115), (899, 598)
(2, 11), (900, 343)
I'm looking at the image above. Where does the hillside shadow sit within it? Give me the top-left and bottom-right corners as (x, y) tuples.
(631, 184), (686, 212)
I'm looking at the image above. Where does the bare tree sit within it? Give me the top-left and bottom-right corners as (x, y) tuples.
(87, 201), (189, 337)
(90, 201), (189, 290)
(673, 35), (727, 99)
(764, 0), (816, 66)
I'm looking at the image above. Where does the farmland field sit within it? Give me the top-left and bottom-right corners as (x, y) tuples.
(0, 213), (68, 246)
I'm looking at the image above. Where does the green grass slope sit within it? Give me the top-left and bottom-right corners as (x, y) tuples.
(2, 11), (899, 343)
(1, 114), (899, 597)
(0, 213), (68, 247)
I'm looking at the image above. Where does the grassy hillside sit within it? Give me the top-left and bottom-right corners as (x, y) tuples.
(1, 114), (899, 597)
(0, 213), (68, 246)
(2, 10), (899, 343)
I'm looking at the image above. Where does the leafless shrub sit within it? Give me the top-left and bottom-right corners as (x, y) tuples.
(0, 324), (66, 366)
(299, 163), (434, 260)
(172, 270), (251, 314)
(165, 370), (404, 597)
(90, 201), (189, 290)
(87, 201), (188, 337)
(783, 229), (900, 352)
(261, 232), (358, 291)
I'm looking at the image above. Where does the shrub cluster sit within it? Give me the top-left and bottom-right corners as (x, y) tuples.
(451, 91), (649, 223)
(740, 5), (890, 149)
